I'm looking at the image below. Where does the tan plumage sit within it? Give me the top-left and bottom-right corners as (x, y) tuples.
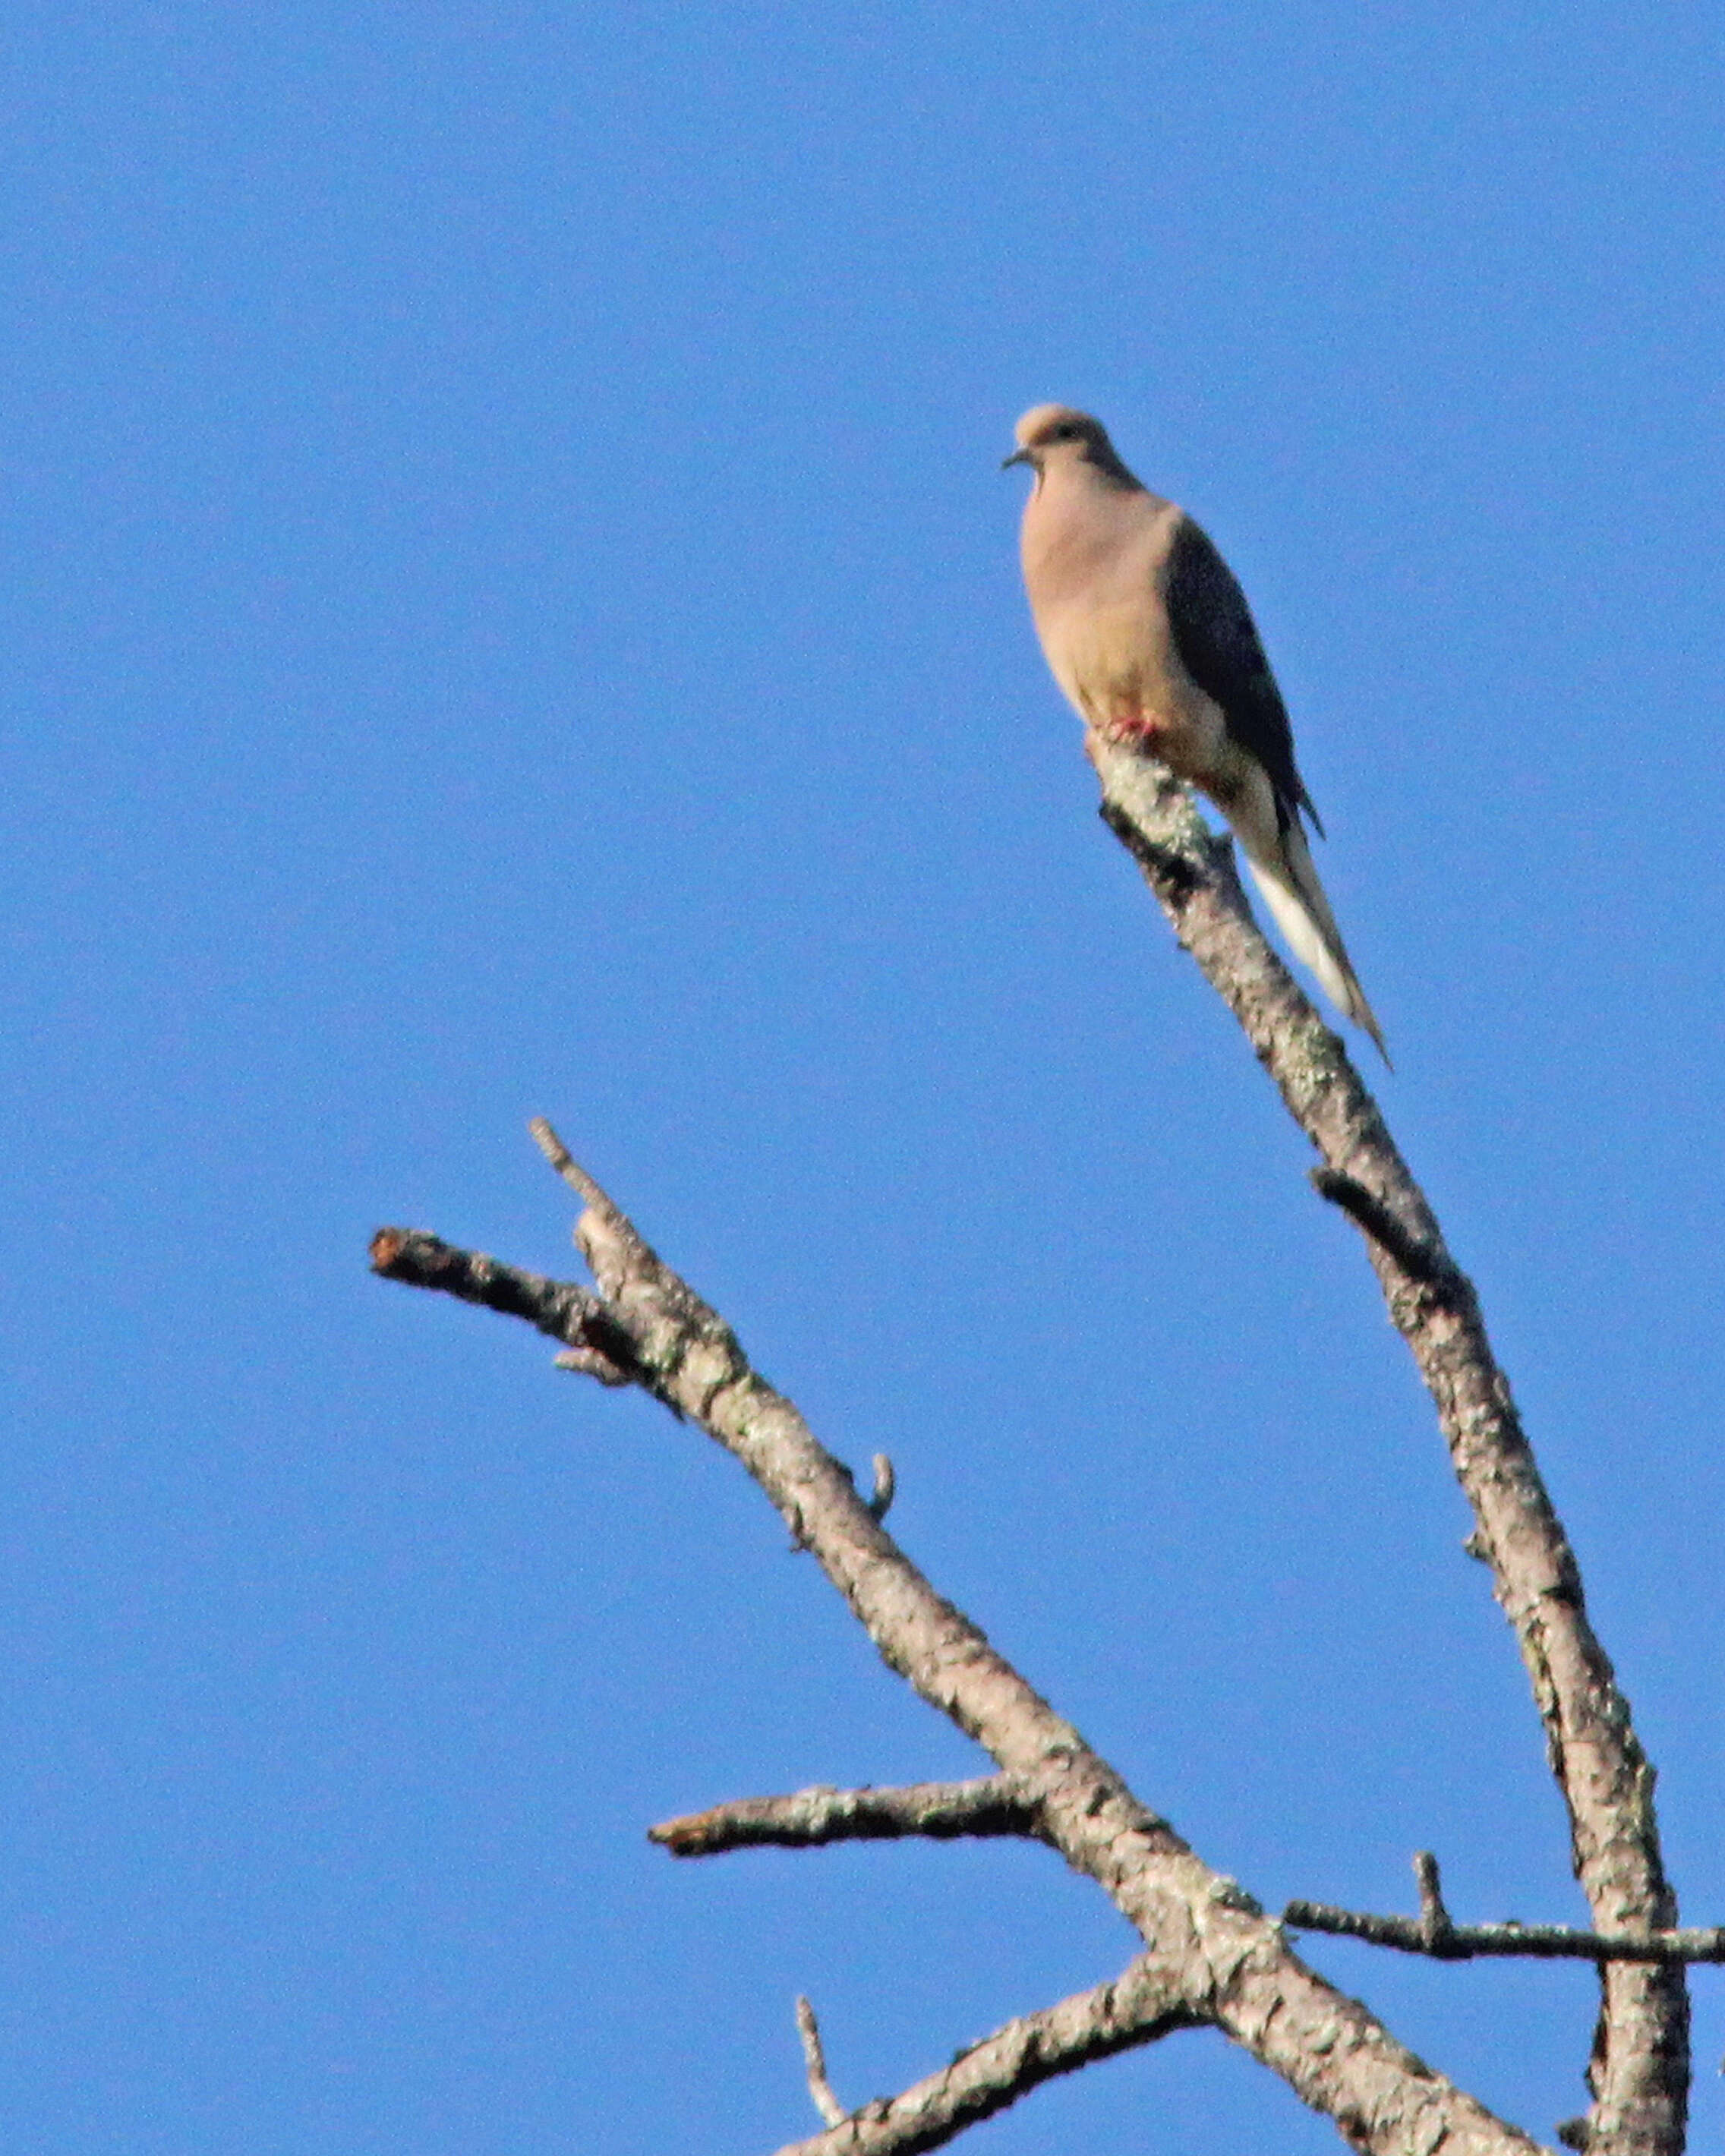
(1006, 404), (1387, 1061)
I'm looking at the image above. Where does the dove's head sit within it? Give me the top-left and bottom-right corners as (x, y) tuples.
(1003, 405), (1135, 487)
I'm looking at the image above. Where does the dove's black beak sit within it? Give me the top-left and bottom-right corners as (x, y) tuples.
(1001, 446), (1033, 471)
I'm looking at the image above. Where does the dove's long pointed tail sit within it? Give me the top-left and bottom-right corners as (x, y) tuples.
(1242, 823), (1389, 1064)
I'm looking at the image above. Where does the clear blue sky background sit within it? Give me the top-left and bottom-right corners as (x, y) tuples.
(4, 5), (1722, 2151)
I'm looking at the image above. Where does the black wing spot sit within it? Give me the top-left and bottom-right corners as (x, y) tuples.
(1164, 515), (1321, 836)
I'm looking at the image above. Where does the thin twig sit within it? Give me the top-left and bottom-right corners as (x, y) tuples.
(650, 1777), (1045, 1857)
(796, 1997), (847, 2127)
(1282, 1899), (1725, 1965)
(528, 1114), (606, 1209)
(1414, 1851), (1454, 1950)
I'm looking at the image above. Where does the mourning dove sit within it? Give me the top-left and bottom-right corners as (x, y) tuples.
(1006, 404), (1387, 1062)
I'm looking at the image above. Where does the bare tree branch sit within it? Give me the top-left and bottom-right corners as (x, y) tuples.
(649, 1777), (1045, 1858)
(367, 1228), (637, 1385)
(1284, 1902), (1725, 1965)
(1288, 1846), (1723, 1962)
(373, 1151), (1544, 2156)
(796, 1997), (849, 2127)
(1090, 737), (1689, 2156)
(768, 1957), (1200, 2156)
(371, 728), (1696, 2152)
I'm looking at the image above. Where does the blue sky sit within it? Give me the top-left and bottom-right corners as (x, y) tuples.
(4, 5), (1723, 2151)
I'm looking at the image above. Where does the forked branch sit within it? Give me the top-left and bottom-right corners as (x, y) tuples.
(765, 1957), (1199, 2156)
(373, 1136), (1540, 2156)
(1090, 737), (1688, 2156)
